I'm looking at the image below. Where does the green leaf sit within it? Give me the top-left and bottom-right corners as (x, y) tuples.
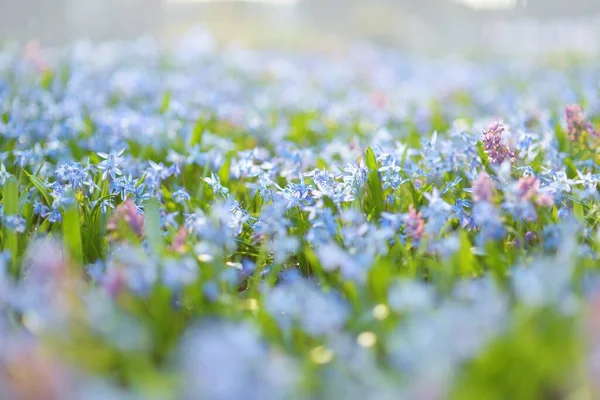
(452, 310), (579, 400)
(144, 199), (164, 255)
(430, 100), (450, 132)
(160, 91), (171, 114)
(3, 176), (19, 274)
(364, 146), (378, 172)
(63, 202), (84, 265)
(365, 147), (384, 219)
(563, 157), (578, 179)
(343, 280), (362, 313)
(485, 240), (509, 288)
(477, 141), (493, 175)
(368, 260), (394, 302)
(40, 69), (54, 89)
(218, 154), (232, 187)
(554, 122), (569, 153)
(23, 170), (52, 206)
(573, 202), (584, 221)
(454, 231), (478, 278)
(189, 118), (205, 148)
(402, 179), (419, 207)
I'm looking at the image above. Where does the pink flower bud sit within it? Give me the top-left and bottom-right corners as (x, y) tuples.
(472, 172), (495, 203)
(404, 206), (425, 244)
(107, 199), (144, 239)
(565, 104), (597, 141)
(516, 176), (539, 201)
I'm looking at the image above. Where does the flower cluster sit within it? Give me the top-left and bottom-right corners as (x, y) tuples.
(482, 121), (515, 165)
(0, 33), (599, 399)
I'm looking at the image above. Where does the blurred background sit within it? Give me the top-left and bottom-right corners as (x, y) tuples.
(1, 0), (600, 55)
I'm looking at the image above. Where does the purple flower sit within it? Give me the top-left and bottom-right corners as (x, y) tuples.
(482, 122), (515, 165)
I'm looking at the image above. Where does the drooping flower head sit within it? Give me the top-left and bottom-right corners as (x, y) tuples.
(482, 121), (515, 165)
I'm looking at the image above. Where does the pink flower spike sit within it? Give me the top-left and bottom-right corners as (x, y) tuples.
(482, 121), (515, 165)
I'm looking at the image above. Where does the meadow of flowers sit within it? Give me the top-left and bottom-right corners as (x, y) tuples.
(2, 33), (600, 399)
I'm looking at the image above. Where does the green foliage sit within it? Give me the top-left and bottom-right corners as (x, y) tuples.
(3, 175), (19, 274)
(452, 310), (582, 400)
(364, 147), (384, 219)
(63, 200), (84, 265)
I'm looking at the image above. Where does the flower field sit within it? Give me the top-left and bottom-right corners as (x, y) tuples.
(1, 36), (600, 399)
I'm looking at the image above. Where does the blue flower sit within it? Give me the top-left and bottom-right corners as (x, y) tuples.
(97, 148), (125, 180)
(204, 173), (229, 197)
(3, 214), (26, 233)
